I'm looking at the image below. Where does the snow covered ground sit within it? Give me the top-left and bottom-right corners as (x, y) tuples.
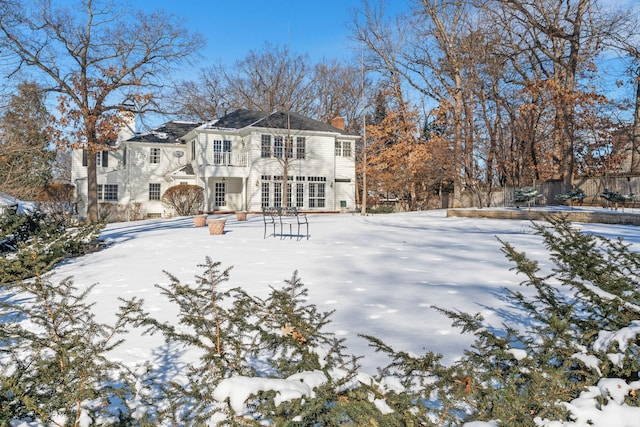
(44, 208), (640, 425)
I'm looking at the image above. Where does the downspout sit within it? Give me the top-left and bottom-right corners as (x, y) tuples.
(203, 133), (209, 213)
(334, 136), (337, 212)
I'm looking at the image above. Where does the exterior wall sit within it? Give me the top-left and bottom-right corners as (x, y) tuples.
(72, 142), (191, 219)
(334, 138), (357, 211)
(246, 131), (345, 212)
(73, 119), (358, 220)
(195, 127), (357, 213)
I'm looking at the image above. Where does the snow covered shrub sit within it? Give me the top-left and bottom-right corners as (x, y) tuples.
(135, 257), (386, 425)
(363, 218), (640, 426)
(0, 209), (102, 284)
(0, 273), (149, 425)
(160, 184), (204, 216)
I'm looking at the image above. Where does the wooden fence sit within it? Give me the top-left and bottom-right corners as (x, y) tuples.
(454, 176), (640, 208)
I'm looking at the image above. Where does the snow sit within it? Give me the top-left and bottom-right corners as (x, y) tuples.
(18, 208), (640, 424)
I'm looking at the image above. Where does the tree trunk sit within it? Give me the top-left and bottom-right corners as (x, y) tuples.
(452, 74), (464, 208)
(86, 150), (99, 223)
(632, 76), (640, 173)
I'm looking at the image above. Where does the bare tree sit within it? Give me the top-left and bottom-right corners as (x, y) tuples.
(352, 0), (475, 207)
(170, 45), (367, 131)
(222, 43), (317, 115)
(169, 65), (229, 122)
(491, 0), (627, 190)
(0, 0), (204, 222)
(311, 59), (365, 130)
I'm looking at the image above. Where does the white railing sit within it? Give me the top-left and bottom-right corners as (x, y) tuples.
(206, 152), (249, 167)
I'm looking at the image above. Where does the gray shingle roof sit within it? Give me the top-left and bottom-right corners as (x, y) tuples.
(207, 109), (353, 135)
(128, 121), (201, 144)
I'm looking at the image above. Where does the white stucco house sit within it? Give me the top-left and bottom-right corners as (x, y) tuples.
(71, 109), (358, 219)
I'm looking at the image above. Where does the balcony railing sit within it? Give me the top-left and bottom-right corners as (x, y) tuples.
(206, 152), (249, 167)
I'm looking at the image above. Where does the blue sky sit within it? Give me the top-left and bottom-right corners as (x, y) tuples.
(137, 0), (390, 68)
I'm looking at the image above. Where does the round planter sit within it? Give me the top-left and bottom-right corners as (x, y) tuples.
(236, 211), (247, 221)
(193, 215), (207, 227)
(208, 219), (226, 235)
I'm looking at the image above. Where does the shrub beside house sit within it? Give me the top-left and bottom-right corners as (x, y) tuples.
(71, 109), (358, 220)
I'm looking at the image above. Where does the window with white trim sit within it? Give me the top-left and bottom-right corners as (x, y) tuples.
(296, 182), (304, 207)
(335, 141), (352, 157)
(274, 136), (284, 158)
(308, 176), (326, 208)
(285, 136), (294, 158)
(214, 181), (226, 207)
(150, 147), (160, 164)
(97, 184), (118, 201)
(274, 181), (282, 207)
(261, 135), (271, 158)
(261, 182), (270, 208)
(286, 182), (292, 207)
(213, 140), (232, 165)
(149, 183), (161, 200)
(296, 137), (306, 159)
(342, 141), (352, 157)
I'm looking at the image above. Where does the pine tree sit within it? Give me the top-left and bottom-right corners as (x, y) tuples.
(0, 273), (148, 425)
(362, 218), (640, 425)
(0, 81), (56, 200)
(135, 258), (386, 425)
(0, 209), (103, 284)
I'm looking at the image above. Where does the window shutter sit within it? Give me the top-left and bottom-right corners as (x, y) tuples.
(122, 147), (127, 166)
(102, 150), (109, 167)
(82, 149), (87, 166)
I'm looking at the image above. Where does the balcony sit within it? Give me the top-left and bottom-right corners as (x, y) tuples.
(205, 152), (249, 167)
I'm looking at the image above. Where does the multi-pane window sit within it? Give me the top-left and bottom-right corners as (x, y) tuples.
(308, 176), (326, 208)
(261, 134), (305, 159)
(261, 182), (270, 208)
(342, 141), (352, 157)
(83, 149), (108, 167)
(214, 181), (226, 207)
(274, 181), (282, 207)
(213, 140), (222, 164)
(150, 147), (161, 164)
(285, 137), (294, 158)
(296, 137), (306, 159)
(97, 184), (118, 201)
(213, 140), (232, 164)
(335, 141), (352, 157)
(296, 182), (304, 207)
(286, 182), (292, 207)
(261, 135), (271, 158)
(274, 136), (284, 158)
(149, 183), (161, 200)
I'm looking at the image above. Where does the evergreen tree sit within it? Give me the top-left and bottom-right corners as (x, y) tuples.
(0, 273), (148, 425)
(0, 209), (103, 284)
(363, 218), (640, 425)
(0, 81), (55, 200)
(135, 258), (383, 425)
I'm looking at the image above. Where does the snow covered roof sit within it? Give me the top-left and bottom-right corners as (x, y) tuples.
(127, 121), (201, 144)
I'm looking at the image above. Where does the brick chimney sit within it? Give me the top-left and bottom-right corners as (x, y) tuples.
(331, 115), (345, 130)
